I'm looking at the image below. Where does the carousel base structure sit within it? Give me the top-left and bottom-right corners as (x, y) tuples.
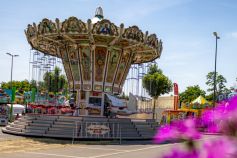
(2, 114), (159, 140)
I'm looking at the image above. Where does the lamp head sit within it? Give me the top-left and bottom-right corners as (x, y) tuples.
(6, 52), (12, 56)
(213, 32), (217, 36)
(213, 32), (220, 39)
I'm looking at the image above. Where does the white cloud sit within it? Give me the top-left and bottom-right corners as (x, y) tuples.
(225, 32), (237, 39)
(231, 32), (237, 39)
(109, 0), (192, 23)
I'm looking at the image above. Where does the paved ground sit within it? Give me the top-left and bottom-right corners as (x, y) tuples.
(0, 126), (21, 141)
(0, 127), (221, 158)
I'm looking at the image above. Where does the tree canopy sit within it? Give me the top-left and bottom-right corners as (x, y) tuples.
(43, 67), (67, 93)
(206, 72), (227, 94)
(0, 80), (36, 93)
(179, 85), (206, 103)
(142, 64), (172, 99)
(142, 64), (172, 119)
(0, 67), (67, 94)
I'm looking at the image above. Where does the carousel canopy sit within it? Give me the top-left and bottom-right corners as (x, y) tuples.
(24, 7), (163, 94)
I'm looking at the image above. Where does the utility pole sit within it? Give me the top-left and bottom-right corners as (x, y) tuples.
(6, 53), (19, 122)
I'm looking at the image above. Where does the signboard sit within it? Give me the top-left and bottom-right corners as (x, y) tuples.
(218, 92), (237, 102)
(173, 83), (179, 96)
(86, 124), (110, 135)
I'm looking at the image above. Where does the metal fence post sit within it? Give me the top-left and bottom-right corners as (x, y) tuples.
(80, 122), (83, 138)
(85, 122), (88, 138)
(72, 121), (75, 144)
(119, 124), (121, 144)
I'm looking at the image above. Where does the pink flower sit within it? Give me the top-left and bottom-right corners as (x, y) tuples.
(203, 138), (237, 158)
(154, 119), (201, 143)
(201, 96), (237, 134)
(154, 124), (179, 143)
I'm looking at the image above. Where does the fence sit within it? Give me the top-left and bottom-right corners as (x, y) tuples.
(72, 121), (121, 143)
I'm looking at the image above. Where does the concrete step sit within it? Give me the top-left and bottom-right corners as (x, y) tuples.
(52, 123), (76, 128)
(15, 119), (32, 123)
(139, 132), (156, 136)
(26, 126), (49, 130)
(120, 133), (139, 136)
(136, 128), (154, 131)
(119, 124), (136, 128)
(47, 130), (75, 136)
(109, 118), (131, 122)
(48, 127), (76, 132)
(133, 122), (150, 125)
(56, 119), (82, 123)
(134, 124), (152, 127)
(36, 117), (57, 121)
(51, 124), (77, 128)
(10, 123), (25, 129)
(32, 120), (54, 124)
(83, 119), (108, 123)
(54, 121), (77, 124)
(22, 128), (46, 134)
(141, 134), (155, 138)
(117, 129), (137, 132)
(6, 126), (22, 132)
(44, 133), (75, 138)
(149, 122), (160, 127)
(23, 115), (40, 120)
(3, 115), (155, 140)
(58, 116), (82, 121)
(28, 123), (51, 127)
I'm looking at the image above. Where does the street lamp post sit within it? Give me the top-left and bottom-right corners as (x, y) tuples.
(6, 53), (19, 122)
(213, 32), (220, 107)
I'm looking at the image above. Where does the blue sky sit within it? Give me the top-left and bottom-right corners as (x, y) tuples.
(0, 0), (236, 93)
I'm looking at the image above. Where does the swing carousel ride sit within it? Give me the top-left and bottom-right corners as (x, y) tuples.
(25, 7), (163, 116)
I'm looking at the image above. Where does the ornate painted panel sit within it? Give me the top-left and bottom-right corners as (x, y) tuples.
(119, 52), (133, 90)
(68, 45), (80, 82)
(93, 46), (107, 91)
(80, 45), (92, 91)
(80, 46), (92, 82)
(114, 51), (130, 85)
(60, 49), (73, 82)
(105, 49), (120, 83)
(94, 46), (107, 82)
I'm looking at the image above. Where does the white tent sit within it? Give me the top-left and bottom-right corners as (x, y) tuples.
(191, 96), (210, 105)
(7, 104), (25, 115)
(105, 94), (126, 107)
(105, 94), (137, 115)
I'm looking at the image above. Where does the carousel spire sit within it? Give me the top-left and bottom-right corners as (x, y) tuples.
(95, 6), (103, 19)
(92, 6), (103, 24)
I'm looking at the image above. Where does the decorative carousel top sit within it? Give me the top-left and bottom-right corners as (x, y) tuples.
(25, 8), (163, 64)
(25, 7), (163, 93)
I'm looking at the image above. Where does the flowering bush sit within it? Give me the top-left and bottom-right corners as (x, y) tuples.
(154, 96), (237, 158)
(154, 118), (200, 143)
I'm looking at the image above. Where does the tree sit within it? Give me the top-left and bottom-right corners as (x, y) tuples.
(1, 82), (9, 89)
(30, 80), (37, 90)
(206, 72), (227, 97)
(179, 85), (206, 103)
(43, 67), (67, 94)
(1, 80), (32, 93)
(142, 64), (173, 119)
